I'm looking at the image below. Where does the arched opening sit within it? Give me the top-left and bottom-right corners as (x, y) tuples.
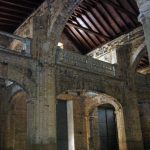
(85, 93), (127, 150)
(8, 91), (27, 150)
(57, 91), (127, 150)
(89, 104), (119, 150)
(0, 80), (27, 150)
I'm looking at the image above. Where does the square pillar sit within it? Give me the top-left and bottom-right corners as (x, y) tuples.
(27, 68), (57, 150)
(117, 44), (144, 150)
(27, 13), (57, 150)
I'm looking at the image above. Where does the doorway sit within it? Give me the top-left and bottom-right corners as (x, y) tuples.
(90, 104), (119, 150)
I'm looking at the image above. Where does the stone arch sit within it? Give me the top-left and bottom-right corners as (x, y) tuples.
(8, 90), (27, 150)
(57, 91), (127, 150)
(84, 93), (127, 150)
(47, 0), (82, 55)
(0, 63), (36, 97)
(8, 83), (26, 105)
(130, 42), (147, 72)
(0, 82), (28, 150)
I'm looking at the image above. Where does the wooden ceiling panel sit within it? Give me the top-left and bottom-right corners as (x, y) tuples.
(64, 0), (140, 54)
(0, 0), (44, 32)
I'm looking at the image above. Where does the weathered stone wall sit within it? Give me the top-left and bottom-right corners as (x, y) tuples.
(0, 0), (149, 149)
(56, 65), (124, 100)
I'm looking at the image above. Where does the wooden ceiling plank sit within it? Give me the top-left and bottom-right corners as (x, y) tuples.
(67, 25), (92, 50)
(78, 5), (112, 37)
(0, 0), (34, 10)
(0, 22), (17, 27)
(80, 14), (102, 44)
(67, 22), (101, 37)
(96, 1), (122, 33)
(97, 0), (137, 18)
(126, 0), (138, 14)
(0, 6), (29, 15)
(0, 17), (21, 24)
(17, 0), (39, 6)
(79, 3), (116, 35)
(0, 12), (24, 20)
(76, 8), (109, 41)
(115, 0), (137, 26)
(74, 10), (102, 45)
(64, 28), (87, 54)
(81, 2), (117, 35)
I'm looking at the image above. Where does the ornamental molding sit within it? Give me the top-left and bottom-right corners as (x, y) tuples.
(56, 48), (116, 77)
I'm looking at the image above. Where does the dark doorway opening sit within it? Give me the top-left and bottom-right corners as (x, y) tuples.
(90, 104), (119, 150)
(56, 100), (68, 150)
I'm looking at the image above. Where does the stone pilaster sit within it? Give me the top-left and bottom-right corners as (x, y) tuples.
(73, 97), (88, 150)
(136, 0), (150, 61)
(26, 13), (57, 150)
(117, 44), (144, 150)
(89, 108), (101, 150)
(26, 66), (57, 150)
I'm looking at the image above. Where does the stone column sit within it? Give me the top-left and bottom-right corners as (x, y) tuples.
(136, 0), (150, 61)
(73, 97), (88, 150)
(89, 108), (101, 150)
(27, 67), (56, 150)
(116, 44), (144, 150)
(26, 13), (57, 150)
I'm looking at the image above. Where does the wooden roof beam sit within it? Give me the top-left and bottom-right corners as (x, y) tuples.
(0, 12), (24, 20)
(0, 22), (17, 27)
(0, 6), (29, 15)
(75, 8), (109, 42)
(77, 5), (112, 37)
(15, 0), (39, 6)
(0, 0), (34, 10)
(92, 0), (137, 18)
(0, 17), (21, 23)
(67, 21), (109, 40)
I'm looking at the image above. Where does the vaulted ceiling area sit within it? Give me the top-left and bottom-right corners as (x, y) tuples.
(0, 0), (44, 32)
(0, 0), (149, 69)
(63, 0), (140, 54)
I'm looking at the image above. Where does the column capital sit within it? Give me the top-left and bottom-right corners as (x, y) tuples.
(136, 0), (150, 24)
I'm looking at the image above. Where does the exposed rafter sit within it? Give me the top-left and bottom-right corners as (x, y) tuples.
(0, 0), (34, 10)
(0, 22), (17, 27)
(0, 17), (22, 23)
(0, 0), (142, 57)
(0, 0), (44, 32)
(0, 6), (30, 15)
(64, 0), (140, 54)
(67, 22), (109, 40)
(0, 12), (24, 20)
(97, 0), (137, 18)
